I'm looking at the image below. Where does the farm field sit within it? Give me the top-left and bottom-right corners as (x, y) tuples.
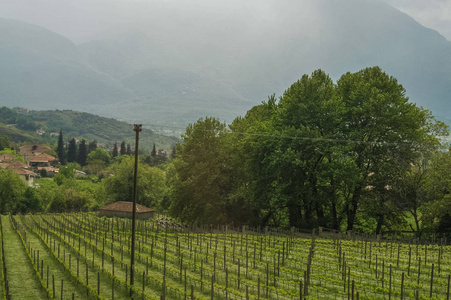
(1, 213), (451, 299)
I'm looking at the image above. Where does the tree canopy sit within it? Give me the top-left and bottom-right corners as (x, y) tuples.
(170, 67), (447, 233)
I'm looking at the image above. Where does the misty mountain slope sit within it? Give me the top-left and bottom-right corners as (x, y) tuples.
(0, 19), (138, 110)
(78, 0), (451, 125)
(312, 0), (451, 112)
(2, 0), (451, 127)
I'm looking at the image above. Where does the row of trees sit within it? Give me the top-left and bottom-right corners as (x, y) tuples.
(169, 67), (449, 235)
(56, 130), (172, 168)
(56, 130), (97, 166)
(2, 66), (450, 236)
(0, 154), (171, 214)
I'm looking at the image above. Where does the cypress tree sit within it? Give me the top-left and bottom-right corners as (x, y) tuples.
(171, 146), (176, 159)
(112, 142), (118, 157)
(67, 138), (77, 163)
(57, 129), (66, 164)
(88, 140), (97, 154)
(126, 144), (132, 155)
(151, 144), (157, 158)
(120, 141), (126, 156)
(77, 139), (88, 166)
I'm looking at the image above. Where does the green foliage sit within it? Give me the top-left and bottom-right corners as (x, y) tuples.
(103, 156), (168, 210)
(28, 109), (179, 151)
(35, 177), (104, 212)
(67, 138), (77, 163)
(0, 149), (26, 163)
(171, 67), (447, 232)
(0, 168), (27, 213)
(0, 107), (37, 131)
(120, 141), (126, 156)
(87, 148), (111, 165)
(56, 129), (66, 164)
(0, 134), (11, 150)
(77, 139), (87, 166)
(87, 140), (97, 153)
(112, 142), (118, 158)
(170, 117), (232, 225)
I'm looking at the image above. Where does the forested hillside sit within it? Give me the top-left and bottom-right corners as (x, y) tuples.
(0, 107), (179, 151)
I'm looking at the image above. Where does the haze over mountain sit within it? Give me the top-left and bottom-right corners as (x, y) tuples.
(1, 0), (450, 128)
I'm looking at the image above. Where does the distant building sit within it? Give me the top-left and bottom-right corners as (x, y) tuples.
(36, 129), (46, 135)
(98, 201), (155, 219)
(18, 144), (58, 167)
(28, 153), (58, 167)
(37, 166), (59, 178)
(0, 155), (38, 186)
(19, 144), (51, 155)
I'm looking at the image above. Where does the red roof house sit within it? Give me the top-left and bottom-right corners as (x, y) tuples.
(98, 201), (155, 219)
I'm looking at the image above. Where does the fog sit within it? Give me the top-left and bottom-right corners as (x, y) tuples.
(2, 0), (449, 44)
(1, 0), (451, 126)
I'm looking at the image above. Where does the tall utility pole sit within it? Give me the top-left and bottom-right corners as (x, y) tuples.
(130, 124), (142, 295)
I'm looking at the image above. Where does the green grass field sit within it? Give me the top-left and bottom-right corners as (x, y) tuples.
(1, 213), (450, 299)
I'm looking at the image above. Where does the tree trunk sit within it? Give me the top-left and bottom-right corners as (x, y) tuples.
(288, 201), (303, 228)
(375, 214), (384, 234)
(346, 187), (361, 231)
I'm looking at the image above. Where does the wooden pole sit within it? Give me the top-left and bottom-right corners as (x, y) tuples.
(130, 123), (142, 296)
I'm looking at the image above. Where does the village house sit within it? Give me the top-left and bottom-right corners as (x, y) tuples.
(28, 153), (58, 167)
(19, 144), (51, 155)
(0, 153), (38, 186)
(18, 144), (58, 169)
(98, 201), (155, 220)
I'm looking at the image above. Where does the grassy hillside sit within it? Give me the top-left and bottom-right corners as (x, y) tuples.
(0, 122), (36, 143)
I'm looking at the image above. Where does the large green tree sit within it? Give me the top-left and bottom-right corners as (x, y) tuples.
(170, 117), (231, 225)
(0, 168), (27, 213)
(103, 156), (168, 209)
(0, 135), (11, 151)
(172, 67), (445, 231)
(337, 67), (442, 231)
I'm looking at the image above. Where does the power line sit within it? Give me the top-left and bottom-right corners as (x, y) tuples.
(141, 122), (446, 148)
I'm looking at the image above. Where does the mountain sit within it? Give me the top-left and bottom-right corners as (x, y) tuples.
(1, 0), (451, 127)
(0, 19), (137, 112)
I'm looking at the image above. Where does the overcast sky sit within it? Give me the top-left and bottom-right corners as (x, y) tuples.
(1, 0), (451, 43)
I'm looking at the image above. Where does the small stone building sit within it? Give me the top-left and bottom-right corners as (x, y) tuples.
(98, 201), (155, 219)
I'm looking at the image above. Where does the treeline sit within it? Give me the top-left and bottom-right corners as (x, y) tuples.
(54, 130), (171, 168)
(168, 67), (450, 237)
(2, 66), (451, 237)
(0, 132), (174, 215)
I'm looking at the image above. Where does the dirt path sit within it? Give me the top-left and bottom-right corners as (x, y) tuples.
(1, 215), (47, 299)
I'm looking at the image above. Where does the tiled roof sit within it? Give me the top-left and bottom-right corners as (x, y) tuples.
(12, 167), (37, 176)
(28, 153), (58, 163)
(99, 201), (154, 213)
(0, 162), (37, 176)
(37, 166), (59, 172)
(0, 160), (28, 169)
(0, 153), (15, 162)
(20, 144), (51, 151)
